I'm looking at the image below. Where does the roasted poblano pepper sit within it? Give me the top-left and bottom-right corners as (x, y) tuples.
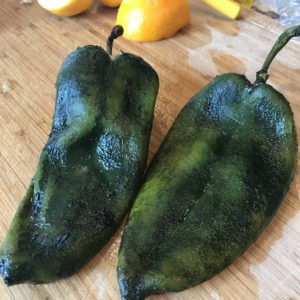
(0, 26), (159, 285)
(118, 26), (298, 300)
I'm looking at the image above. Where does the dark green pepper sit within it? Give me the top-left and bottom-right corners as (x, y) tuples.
(0, 26), (159, 285)
(117, 26), (298, 300)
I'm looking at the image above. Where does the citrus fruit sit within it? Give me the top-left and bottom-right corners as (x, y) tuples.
(202, 0), (241, 19)
(100, 0), (122, 8)
(116, 0), (190, 42)
(37, 0), (93, 17)
(236, 0), (253, 7)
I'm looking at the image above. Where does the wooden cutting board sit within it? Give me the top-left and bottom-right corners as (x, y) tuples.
(0, 1), (299, 299)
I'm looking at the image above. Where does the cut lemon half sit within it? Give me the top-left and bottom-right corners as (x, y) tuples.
(37, 0), (93, 17)
(116, 0), (190, 42)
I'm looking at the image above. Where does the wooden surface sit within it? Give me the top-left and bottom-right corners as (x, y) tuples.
(0, 1), (300, 299)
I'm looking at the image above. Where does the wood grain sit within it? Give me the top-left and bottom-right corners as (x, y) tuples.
(0, 1), (300, 299)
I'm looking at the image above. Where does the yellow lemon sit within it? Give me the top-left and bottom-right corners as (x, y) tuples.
(202, 0), (241, 19)
(37, 0), (93, 17)
(236, 0), (253, 7)
(116, 0), (190, 42)
(100, 0), (122, 8)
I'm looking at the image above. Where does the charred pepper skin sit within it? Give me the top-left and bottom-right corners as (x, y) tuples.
(117, 27), (299, 300)
(0, 28), (159, 285)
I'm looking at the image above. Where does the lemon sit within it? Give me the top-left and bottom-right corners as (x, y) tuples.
(37, 0), (93, 17)
(100, 0), (122, 8)
(236, 0), (253, 7)
(116, 0), (190, 42)
(202, 0), (241, 19)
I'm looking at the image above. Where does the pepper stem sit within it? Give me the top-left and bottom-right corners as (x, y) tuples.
(106, 25), (124, 56)
(255, 25), (300, 85)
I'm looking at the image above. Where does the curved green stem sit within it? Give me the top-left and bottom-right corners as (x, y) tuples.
(255, 25), (300, 85)
(106, 25), (124, 56)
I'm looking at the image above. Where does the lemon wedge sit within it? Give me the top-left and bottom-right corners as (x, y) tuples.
(116, 0), (190, 42)
(202, 0), (241, 19)
(236, 0), (253, 7)
(37, 0), (93, 17)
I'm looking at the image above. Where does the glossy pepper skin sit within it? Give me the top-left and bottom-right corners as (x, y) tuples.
(117, 26), (299, 300)
(0, 26), (159, 285)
